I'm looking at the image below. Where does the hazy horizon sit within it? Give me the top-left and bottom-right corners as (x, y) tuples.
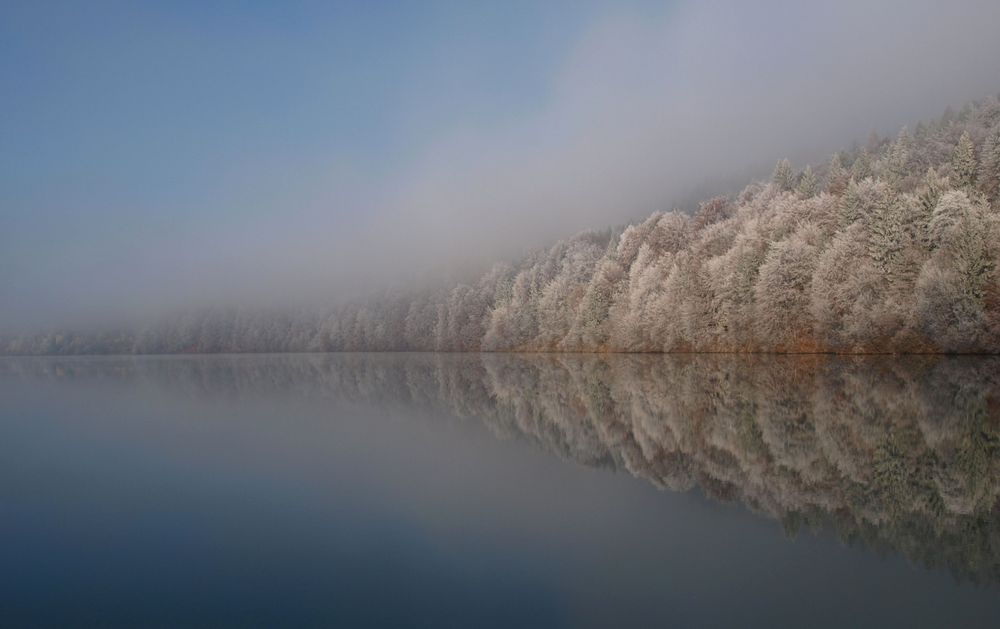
(4, 0), (1000, 333)
(4, 7), (1000, 624)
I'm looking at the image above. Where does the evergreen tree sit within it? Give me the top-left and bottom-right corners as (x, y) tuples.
(854, 179), (904, 275)
(772, 159), (795, 192)
(916, 168), (949, 247)
(851, 150), (873, 180)
(886, 127), (911, 185)
(929, 190), (976, 250)
(918, 168), (948, 215)
(952, 131), (977, 189)
(797, 165), (817, 197)
(978, 126), (1000, 203)
(826, 152), (848, 195)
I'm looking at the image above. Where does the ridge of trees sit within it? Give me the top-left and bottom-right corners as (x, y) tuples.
(5, 95), (1000, 355)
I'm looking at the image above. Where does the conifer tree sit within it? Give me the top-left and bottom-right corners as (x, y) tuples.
(848, 178), (904, 275)
(915, 168), (949, 247)
(886, 127), (911, 185)
(851, 150), (873, 180)
(978, 126), (1000, 203)
(952, 131), (977, 189)
(826, 153), (848, 195)
(772, 159), (795, 192)
(797, 165), (817, 197)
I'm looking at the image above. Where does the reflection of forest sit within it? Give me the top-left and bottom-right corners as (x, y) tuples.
(5, 353), (1000, 584)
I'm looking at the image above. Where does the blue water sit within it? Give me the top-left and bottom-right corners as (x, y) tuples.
(1, 353), (998, 627)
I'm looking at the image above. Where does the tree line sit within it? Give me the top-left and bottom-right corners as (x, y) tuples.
(4, 95), (1000, 354)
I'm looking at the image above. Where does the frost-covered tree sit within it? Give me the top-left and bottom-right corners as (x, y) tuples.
(917, 191), (996, 350)
(810, 225), (879, 349)
(885, 126), (911, 186)
(851, 150), (874, 180)
(702, 220), (767, 350)
(826, 153), (849, 195)
(979, 126), (1000, 203)
(853, 178), (904, 274)
(772, 158), (796, 192)
(754, 225), (820, 350)
(951, 131), (978, 189)
(797, 165), (818, 197)
(918, 168), (949, 221)
(928, 190), (977, 250)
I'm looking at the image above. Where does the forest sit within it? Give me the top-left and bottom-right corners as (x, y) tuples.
(4, 95), (1000, 355)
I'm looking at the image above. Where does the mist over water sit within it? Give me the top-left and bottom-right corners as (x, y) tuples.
(4, 3), (1000, 626)
(2, 353), (999, 627)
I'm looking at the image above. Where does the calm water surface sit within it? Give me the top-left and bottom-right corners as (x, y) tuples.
(1, 353), (999, 628)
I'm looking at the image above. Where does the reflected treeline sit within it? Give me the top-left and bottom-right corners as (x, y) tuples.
(4, 353), (1000, 583)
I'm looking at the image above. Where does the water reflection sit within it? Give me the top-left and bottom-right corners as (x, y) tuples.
(4, 352), (999, 586)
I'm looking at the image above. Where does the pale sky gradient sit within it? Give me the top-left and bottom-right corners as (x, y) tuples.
(3, 0), (1000, 330)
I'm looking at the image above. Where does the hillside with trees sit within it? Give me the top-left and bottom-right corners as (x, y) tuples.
(5, 95), (1000, 355)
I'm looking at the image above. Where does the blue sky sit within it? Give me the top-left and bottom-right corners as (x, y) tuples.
(3, 0), (1000, 330)
(1, 1), (660, 230)
(0, 0), (668, 325)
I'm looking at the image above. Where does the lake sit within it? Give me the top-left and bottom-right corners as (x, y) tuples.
(1, 353), (999, 628)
